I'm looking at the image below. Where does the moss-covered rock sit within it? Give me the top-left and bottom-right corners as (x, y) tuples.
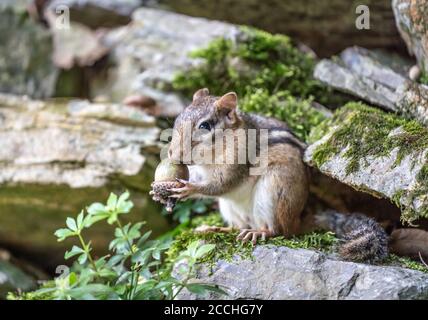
(305, 102), (428, 224)
(173, 27), (338, 141)
(173, 28), (335, 140)
(173, 27), (325, 100)
(165, 212), (338, 271)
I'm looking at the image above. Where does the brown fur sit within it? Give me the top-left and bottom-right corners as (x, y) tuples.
(267, 143), (309, 236)
(169, 88), (309, 238)
(167, 89), (389, 263)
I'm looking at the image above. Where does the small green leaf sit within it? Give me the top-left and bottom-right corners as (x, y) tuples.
(195, 244), (215, 259)
(186, 283), (227, 296)
(132, 249), (151, 265)
(54, 228), (75, 241)
(78, 252), (88, 265)
(76, 211), (84, 229)
(187, 240), (200, 257)
(137, 230), (152, 247)
(83, 214), (106, 228)
(116, 191), (134, 214)
(116, 271), (132, 284)
(118, 191), (130, 202)
(66, 217), (78, 232)
(107, 254), (125, 268)
(107, 193), (118, 209)
(68, 272), (78, 286)
(87, 203), (107, 216)
(128, 223), (143, 240)
(185, 283), (208, 295)
(152, 250), (161, 260)
(65, 245), (85, 260)
(107, 213), (119, 225)
(114, 227), (124, 238)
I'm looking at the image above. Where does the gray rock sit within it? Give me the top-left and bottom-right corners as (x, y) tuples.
(47, 19), (109, 69)
(314, 46), (428, 125)
(46, 0), (142, 29)
(315, 59), (400, 111)
(175, 246), (428, 300)
(392, 0), (428, 73)
(0, 93), (170, 269)
(153, 0), (403, 57)
(305, 135), (426, 220)
(303, 104), (428, 224)
(0, 1), (58, 98)
(0, 93), (159, 188)
(90, 8), (239, 117)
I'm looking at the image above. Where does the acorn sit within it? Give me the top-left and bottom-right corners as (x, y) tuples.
(150, 158), (189, 212)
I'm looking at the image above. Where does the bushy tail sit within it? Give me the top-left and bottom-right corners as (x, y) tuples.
(315, 210), (389, 263)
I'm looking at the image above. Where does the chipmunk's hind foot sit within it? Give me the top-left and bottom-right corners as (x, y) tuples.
(236, 229), (275, 245)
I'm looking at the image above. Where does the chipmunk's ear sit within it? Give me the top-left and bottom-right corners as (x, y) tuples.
(215, 92), (238, 122)
(193, 88), (209, 101)
(216, 92), (237, 110)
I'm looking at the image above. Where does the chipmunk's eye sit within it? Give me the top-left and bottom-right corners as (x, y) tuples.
(198, 121), (211, 131)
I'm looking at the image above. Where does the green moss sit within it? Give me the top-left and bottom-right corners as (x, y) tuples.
(173, 27), (334, 141)
(310, 102), (428, 223)
(241, 89), (326, 141)
(384, 254), (428, 274)
(7, 281), (56, 300)
(190, 212), (224, 228)
(166, 213), (428, 275)
(165, 212), (337, 270)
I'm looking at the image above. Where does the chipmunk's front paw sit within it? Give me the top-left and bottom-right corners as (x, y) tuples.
(169, 179), (199, 200)
(236, 229), (274, 245)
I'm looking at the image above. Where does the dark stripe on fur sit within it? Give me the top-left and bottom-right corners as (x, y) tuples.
(315, 210), (389, 263)
(268, 129), (306, 153)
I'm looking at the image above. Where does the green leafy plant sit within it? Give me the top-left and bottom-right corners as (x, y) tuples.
(163, 199), (214, 224)
(15, 192), (225, 300)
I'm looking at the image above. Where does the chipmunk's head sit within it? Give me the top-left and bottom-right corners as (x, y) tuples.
(168, 88), (241, 164)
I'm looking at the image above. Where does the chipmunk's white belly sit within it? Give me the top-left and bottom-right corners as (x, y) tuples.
(189, 165), (275, 230)
(219, 177), (275, 231)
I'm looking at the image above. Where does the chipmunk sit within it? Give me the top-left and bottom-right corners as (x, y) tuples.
(166, 88), (388, 262)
